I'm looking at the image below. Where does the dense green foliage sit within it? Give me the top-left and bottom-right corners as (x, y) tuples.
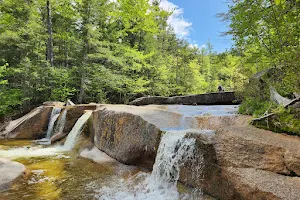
(220, 0), (300, 115)
(0, 0), (244, 117)
(220, 0), (300, 135)
(1, 0), (299, 127)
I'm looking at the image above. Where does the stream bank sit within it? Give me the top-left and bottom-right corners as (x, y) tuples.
(1, 104), (300, 199)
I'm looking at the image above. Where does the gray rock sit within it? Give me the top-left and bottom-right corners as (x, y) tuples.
(0, 158), (26, 191)
(129, 92), (238, 106)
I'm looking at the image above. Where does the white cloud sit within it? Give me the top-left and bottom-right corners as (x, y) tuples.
(189, 43), (198, 49)
(157, 0), (192, 38)
(200, 44), (206, 49)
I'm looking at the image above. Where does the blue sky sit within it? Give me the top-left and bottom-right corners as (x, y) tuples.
(158, 0), (232, 52)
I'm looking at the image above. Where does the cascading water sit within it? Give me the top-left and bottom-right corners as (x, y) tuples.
(46, 107), (62, 139)
(96, 130), (198, 200)
(36, 107), (62, 145)
(54, 109), (67, 134)
(0, 111), (92, 159)
(63, 111), (93, 151)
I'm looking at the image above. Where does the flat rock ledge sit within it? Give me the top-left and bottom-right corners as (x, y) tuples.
(129, 92), (238, 106)
(0, 158), (26, 191)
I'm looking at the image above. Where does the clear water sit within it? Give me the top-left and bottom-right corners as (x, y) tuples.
(0, 138), (212, 200)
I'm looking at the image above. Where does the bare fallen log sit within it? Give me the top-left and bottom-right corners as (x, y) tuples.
(251, 113), (275, 123)
(270, 86), (291, 105)
(252, 87), (300, 123)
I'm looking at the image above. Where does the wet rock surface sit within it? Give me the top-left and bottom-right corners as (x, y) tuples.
(0, 158), (26, 191)
(1, 104), (98, 140)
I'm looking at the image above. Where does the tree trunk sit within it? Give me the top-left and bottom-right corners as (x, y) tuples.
(46, 0), (54, 67)
(78, 75), (85, 104)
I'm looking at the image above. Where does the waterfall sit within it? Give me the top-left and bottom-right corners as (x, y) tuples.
(0, 110), (92, 159)
(63, 111), (93, 151)
(148, 131), (196, 193)
(46, 107), (62, 139)
(96, 130), (197, 200)
(54, 109), (67, 134)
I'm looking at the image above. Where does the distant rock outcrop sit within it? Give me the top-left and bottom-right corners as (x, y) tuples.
(129, 92), (238, 106)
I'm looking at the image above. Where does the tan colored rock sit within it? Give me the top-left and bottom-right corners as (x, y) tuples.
(223, 168), (300, 200)
(284, 150), (300, 176)
(178, 126), (300, 200)
(50, 132), (68, 143)
(99, 104), (182, 130)
(0, 158), (26, 191)
(92, 106), (163, 169)
(3, 106), (52, 139)
(215, 125), (300, 176)
(195, 115), (251, 130)
(63, 104), (98, 133)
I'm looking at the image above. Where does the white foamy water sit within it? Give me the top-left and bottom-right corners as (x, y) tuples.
(54, 109), (67, 135)
(63, 111), (93, 151)
(46, 107), (62, 139)
(0, 146), (62, 159)
(95, 131), (197, 200)
(0, 111), (93, 159)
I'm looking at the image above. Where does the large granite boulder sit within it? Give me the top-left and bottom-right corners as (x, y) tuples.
(0, 158), (26, 191)
(2, 106), (52, 139)
(179, 126), (300, 200)
(92, 105), (163, 169)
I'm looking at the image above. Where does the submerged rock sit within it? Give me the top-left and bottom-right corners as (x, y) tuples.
(0, 158), (26, 191)
(80, 146), (117, 164)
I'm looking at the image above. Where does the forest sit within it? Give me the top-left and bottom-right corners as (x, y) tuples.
(0, 0), (299, 125)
